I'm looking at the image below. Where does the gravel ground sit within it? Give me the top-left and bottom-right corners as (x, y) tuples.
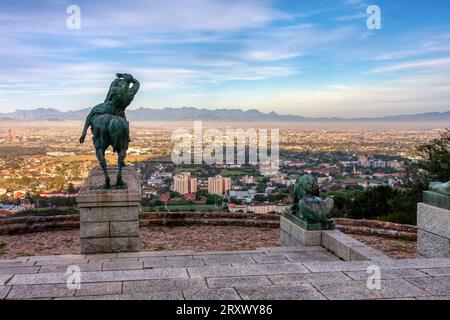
(350, 234), (417, 259)
(0, 226), (279, 259)
(0, 226), (416, 260)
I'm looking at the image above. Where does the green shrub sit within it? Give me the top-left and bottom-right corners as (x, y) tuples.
(377, 212), (417, 225)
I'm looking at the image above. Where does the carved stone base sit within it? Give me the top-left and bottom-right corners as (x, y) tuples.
(280, 216), (322, 246)
(77, 167), (141, 254)
(283, 212), (334, 231)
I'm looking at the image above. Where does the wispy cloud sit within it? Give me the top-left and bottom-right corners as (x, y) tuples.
(370, 57), (450, 73)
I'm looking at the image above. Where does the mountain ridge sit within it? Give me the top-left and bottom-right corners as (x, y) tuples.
(1, 107), (449, 122)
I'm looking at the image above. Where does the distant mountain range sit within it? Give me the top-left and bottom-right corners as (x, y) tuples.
(1, 107), (450, 122)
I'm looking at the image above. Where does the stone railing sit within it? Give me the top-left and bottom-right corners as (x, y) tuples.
(333, 218), (417, 241)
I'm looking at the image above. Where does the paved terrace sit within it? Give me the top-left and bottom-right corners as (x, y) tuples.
(0, 246), (449, 300)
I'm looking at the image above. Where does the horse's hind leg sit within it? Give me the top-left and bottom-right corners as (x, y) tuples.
(96, 148), (110, 189)
(116, 149), (126, 186)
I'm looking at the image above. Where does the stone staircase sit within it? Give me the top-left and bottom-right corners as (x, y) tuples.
(1, 245), (449, 300)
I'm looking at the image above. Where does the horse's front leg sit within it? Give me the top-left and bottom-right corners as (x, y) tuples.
(116, 149), (126, 187)
(95, 148), (110, 189)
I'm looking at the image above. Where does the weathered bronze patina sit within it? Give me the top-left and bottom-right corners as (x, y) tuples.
(79, 73), (140, 189)
(285, 174), (335, 230)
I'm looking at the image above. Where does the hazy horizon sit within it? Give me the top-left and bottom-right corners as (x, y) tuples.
(0, 119), (448, 131)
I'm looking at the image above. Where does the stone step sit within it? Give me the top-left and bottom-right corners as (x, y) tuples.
(1, 249), (450, 300)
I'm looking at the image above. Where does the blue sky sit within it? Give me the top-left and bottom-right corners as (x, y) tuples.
(1, 0), (450, 117)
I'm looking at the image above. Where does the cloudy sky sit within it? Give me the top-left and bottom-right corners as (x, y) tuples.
(1, 0), (450, 117)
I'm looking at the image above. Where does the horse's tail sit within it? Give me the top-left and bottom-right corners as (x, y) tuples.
(108, 117), (129, 153)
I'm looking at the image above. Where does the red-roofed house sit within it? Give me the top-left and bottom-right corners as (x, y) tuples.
(183, 193), (196, 201)
(159, 192), (170, 203)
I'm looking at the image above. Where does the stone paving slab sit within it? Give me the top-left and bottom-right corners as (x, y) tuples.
(27, 255), (86, 262)
(237, 283), (326, 300)
(250, 254), (289, 264)
(86, 253), (119, 259)
(264, 246), (326, 253)
(144, 259), (205, 269)
(7, 284), (76, 299)
(268, 272), (351, 285)
(304, 258), (450, 273)
(419, 267), (450, 277)
(165, 256), (196, 262)
(203, 255), (256, 266)
(123, 278), (207, 294)
(9, 268), (189, 285)
(102, 261), (144, 271)
(57, 291), (185, 300)
(34, 259), (90, 266)
(75, 282), (123, 296)
(39, 262), (103, 274)
(188, 263), (310, 278)
(313, 279), (430, 300)
(183, 288), (241, 300)
(56, 294), (130, 300)
(415, 295), (450, 300)
(0, 275), (12, 285)
(344, 269), (430, 281)
(207, 276), (272, 289)
(0, 267), (40, 275)
(117, 250), (194, 258)
(405, 277), (450, 296)
(0, 286), (12, 299)
(1, 248), (450, 300)
(0, 261), (36, 268)
(282, 251), (341, 263)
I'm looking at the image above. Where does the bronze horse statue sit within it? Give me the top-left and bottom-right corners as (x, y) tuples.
(79, 73), (140, 189)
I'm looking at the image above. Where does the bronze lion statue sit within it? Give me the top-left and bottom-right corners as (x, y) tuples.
(291, 174), (334, 224)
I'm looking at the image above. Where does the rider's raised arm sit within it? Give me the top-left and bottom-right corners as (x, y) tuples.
(127, 77), (140, 97)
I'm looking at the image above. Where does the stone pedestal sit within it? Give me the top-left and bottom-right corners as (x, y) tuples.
(280, 214), (333, 246)
(77, 167), (141, 254)
(417, 202), (450, 258)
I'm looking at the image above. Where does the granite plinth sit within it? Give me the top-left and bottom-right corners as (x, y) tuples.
(417, 202), (450, 258)
(280, 216), (322, 246)
(77, 167), (141, 254)
(283, 212), (334, 231)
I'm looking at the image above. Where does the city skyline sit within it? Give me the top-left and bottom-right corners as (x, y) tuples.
(1, 0), (450, 117)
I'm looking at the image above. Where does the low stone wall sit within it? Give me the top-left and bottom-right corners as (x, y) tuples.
(333, 218), (417, 241)
(0, 215), (80, 235)
(0, 213), (416, 240)
(140, 212), (279, 228)
(0, 212), (279, 235)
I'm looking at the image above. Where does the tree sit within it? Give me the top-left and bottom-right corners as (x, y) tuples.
(348, 186), (394, 219)
(67, 183), (77, 194)
(416, 128), (450, 182)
